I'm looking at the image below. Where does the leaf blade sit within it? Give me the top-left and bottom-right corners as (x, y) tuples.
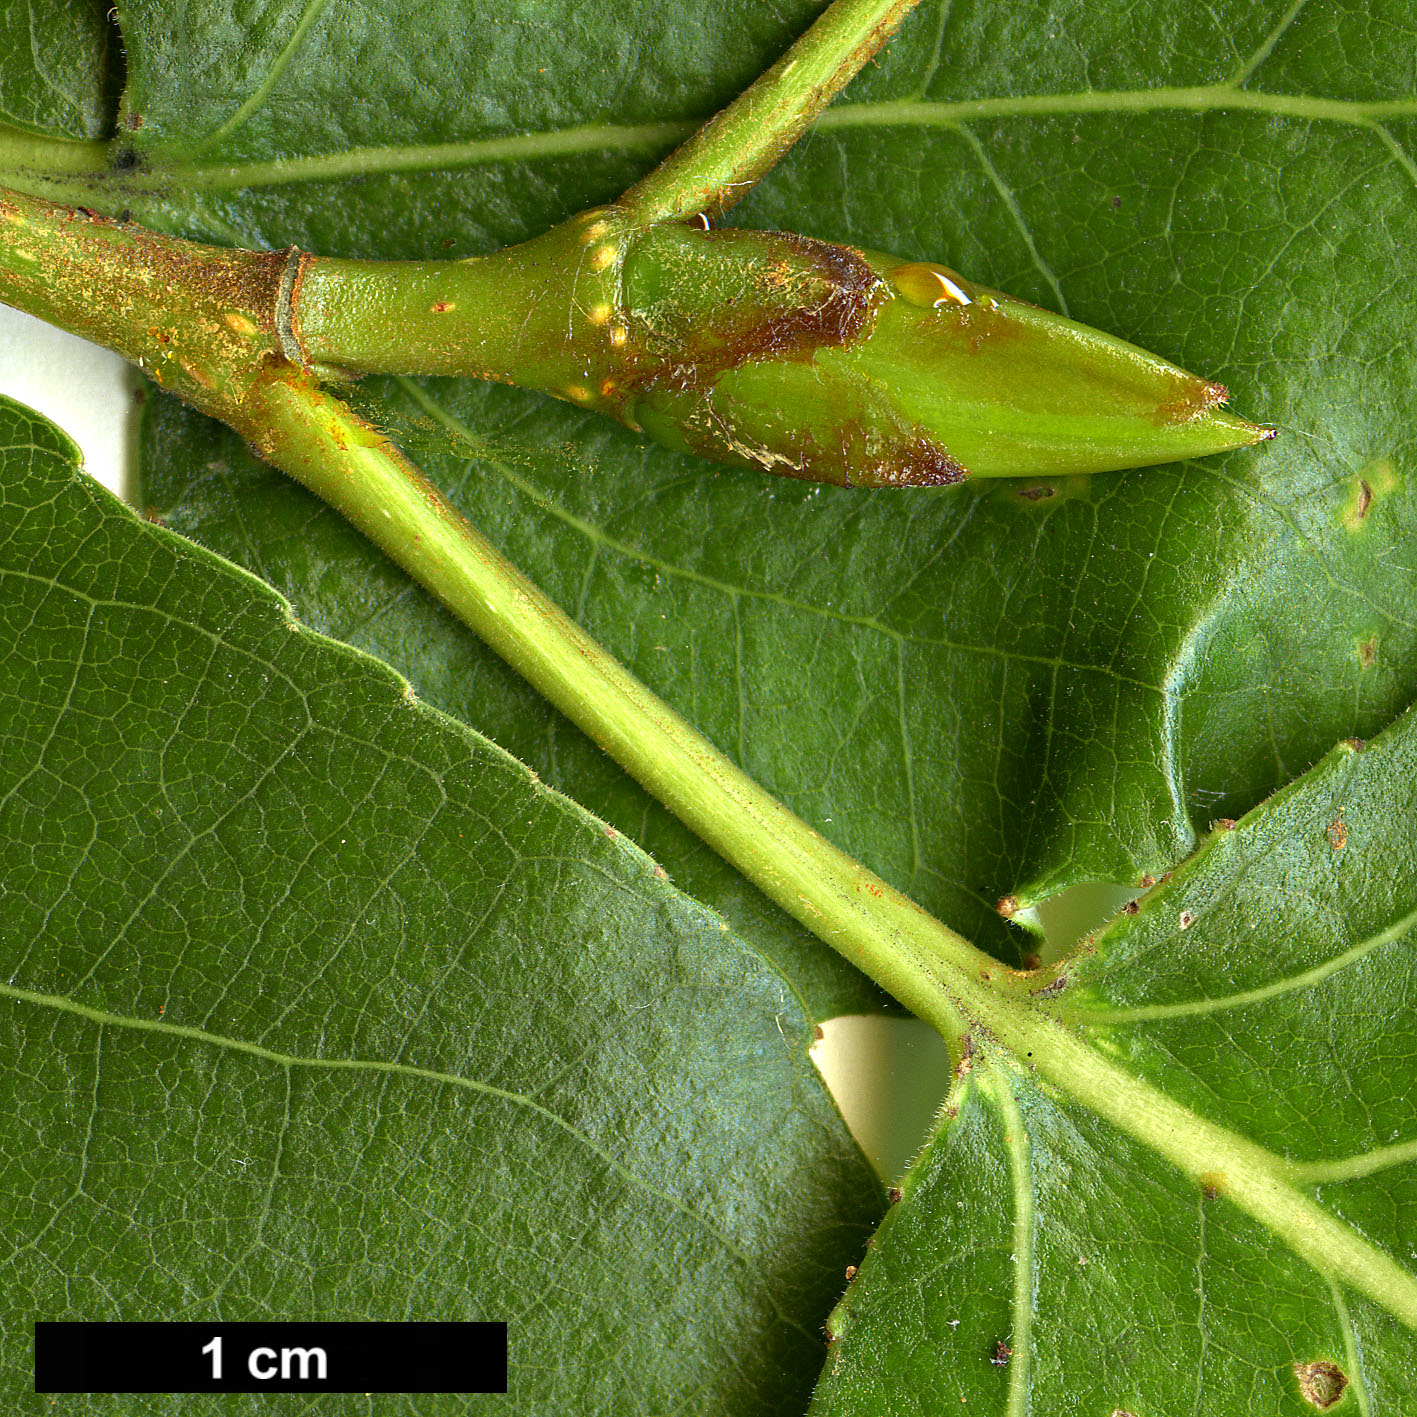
(0, 392), (881, 1410)
(813, 710), (1417, 1410)
(0, 0), (115, 140)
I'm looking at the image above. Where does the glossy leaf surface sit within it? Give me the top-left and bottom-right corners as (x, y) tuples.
(813, 712), (1417, 1412)
(3, 0), (1417, 1407)
(0, 393), (880, 1411)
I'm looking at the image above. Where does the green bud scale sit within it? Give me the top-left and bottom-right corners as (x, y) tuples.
(294, 206), (1272, 488)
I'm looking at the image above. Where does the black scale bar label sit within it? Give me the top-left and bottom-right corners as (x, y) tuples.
(35, 1321), (507, 1394)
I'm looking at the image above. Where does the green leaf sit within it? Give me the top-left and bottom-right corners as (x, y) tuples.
(813, 712), (1417, 1412)
(8, 0), (1417, 1403)
(76, 0), (1415, 1008)
(0, 0), (117, 140)
(0, 392), (880, 1409)
(137, 383), (892, 1018)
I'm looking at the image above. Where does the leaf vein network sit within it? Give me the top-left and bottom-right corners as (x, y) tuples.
(0, 978), (770, 1283)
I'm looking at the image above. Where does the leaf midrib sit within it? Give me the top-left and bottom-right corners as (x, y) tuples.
(0, 977), (774, 1289)
(5, 83), (1416, 196)
(988, 1067), (1034, 1417)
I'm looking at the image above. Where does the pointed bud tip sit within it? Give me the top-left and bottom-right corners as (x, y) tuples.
(1198, 381), (1275, 446)
(1172, 392), (1274, 458)
(1222, 414), (1276, 449)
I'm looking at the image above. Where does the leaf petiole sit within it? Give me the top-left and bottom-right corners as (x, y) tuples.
(619, 0), (924, 224)
(242, 361), (984, 1043)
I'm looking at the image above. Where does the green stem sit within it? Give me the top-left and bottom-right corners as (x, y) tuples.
(618, 0), (923, 223)
(223, 373), (1417, 1330)
(0, 180), (994, 1037)
(115, 365), (1417, 1333)
(240, 362), (988, 1039)
(7, 188), (1417, 1340)
(290, 218), (596, 386)
(0, 186), (286, 422)
(0, 171), (992, 1031)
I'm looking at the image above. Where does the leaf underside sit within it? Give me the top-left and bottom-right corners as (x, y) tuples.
(0, 394), (880, 1412)
(0, 0), (115, 139)
(5, 0), (1417, 1410)
(815, 709), (1417, 1412)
